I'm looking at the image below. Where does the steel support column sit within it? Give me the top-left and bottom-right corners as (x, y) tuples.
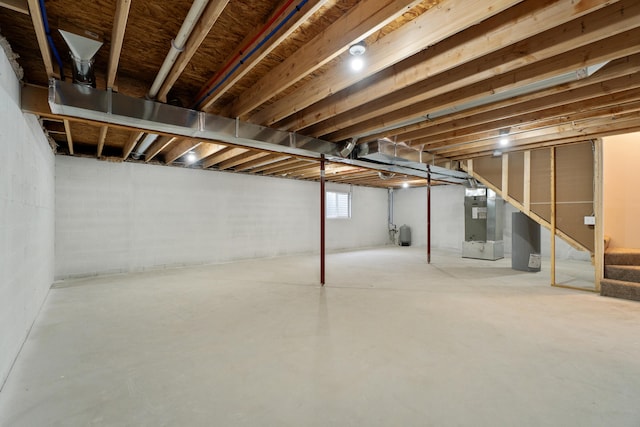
(320, 155), (326, 285)
(427, 165), (431, 264)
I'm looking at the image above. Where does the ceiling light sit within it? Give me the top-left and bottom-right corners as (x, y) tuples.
(186, 150), (196, 163)
(349, 41), (366, 72)
(499, 128), (510, 146)
(402, 182), (409, 188)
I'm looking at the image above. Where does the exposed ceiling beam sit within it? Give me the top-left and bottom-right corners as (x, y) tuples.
(164, 140), (202, 164)
(217, 151), (266, 171)
(254, 0), (530, 128)
(202, 147), (248, 168)
(63, 119), (74, 155)
(372, 54), (640, 143)
(226, 0), (424, 118)
(157, 0), (231, 103)
(0, 0), (28, 14)
(250, 158), (303, 174)
(324, 28), (640, 141)
(440, 111), (640, 158)
(26, 0), (57, 78)
(97, 125), (108, 157)
(106, 0), (132, 90)
(145, 136), (178, 162)
(194, 0), (327, 110)
(192, 143), (226, 163)
(271, 0), (627, 131)
(122, 131), (143, 159)
(233, 153), (289, 172)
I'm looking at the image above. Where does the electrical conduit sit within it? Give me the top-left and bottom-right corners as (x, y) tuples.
(194, 0), (309, 110)
(193, 0), (297, 105)
(147, 0), (209, 99)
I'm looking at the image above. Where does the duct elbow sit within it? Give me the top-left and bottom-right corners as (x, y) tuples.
(338, 137), (358, 157)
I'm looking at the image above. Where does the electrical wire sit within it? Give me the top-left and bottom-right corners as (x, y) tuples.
(38, 0), (65, 80)
(194, 0), (308, 109)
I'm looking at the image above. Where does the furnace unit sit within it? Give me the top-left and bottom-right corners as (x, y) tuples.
(462, 187), (504, 260)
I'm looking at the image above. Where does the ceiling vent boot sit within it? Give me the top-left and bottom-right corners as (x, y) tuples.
(59, 29), (102, 87)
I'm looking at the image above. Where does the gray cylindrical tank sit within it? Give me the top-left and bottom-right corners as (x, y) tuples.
(399, 224), (411, 246)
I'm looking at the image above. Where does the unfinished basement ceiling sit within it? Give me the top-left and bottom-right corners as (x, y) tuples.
(2, 0), (640, 188)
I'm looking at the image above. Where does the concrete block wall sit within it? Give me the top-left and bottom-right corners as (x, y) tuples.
(0, 47), (55, 386)
(55, 157), (389, 279)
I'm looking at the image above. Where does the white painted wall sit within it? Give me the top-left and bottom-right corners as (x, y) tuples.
(55, 157), (389, 279)
(0, 47), (55, 386)
(394, 185), (590, 260)
(393, 185), (465, 250)
(603, 132), (640, 249)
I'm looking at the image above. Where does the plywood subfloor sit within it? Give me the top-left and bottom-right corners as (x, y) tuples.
(1, 247), (639, 426)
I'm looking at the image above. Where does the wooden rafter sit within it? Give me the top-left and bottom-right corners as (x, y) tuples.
(164, 140), (202, 164)
(122, 131), (143, 159)
(324, 28), (640, 142)
(26, 0), (57, 78)
(145, 136), (179, 162)
(195, 0), (327, 110)
(63, 119), (74, 155)
(217, 151), (266, 171)
(226, 0), (424, 118)
(97, 126), (108, 157)
(234, 153), (289, 172)
(270, 0), (627, 131)
(202, 147), (247, 169)
(0, 0), (28, 14)
(371, 54), (640, 143)
(157, 0), (231, 103)
(106, 0), (132, 90)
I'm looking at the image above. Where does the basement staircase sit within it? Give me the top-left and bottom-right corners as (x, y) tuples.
(601, 248), (640, 302)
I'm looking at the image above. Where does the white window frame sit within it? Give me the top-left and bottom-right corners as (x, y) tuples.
(326, 190), (351, 219)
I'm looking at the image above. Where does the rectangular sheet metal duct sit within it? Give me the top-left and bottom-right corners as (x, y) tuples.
(47, 79), (468, 183)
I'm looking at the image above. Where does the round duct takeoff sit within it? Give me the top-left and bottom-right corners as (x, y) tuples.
(59, 29), (102, 87)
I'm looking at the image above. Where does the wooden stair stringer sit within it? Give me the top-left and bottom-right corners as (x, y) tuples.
(463, 166), (590, 254)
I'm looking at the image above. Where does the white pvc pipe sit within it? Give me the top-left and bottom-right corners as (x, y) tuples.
(147, 0), (209, 99)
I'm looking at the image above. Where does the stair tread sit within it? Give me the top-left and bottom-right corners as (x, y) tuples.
(601, 278), (640, 286)
(600, 278), (640, 302)
(605, 247), (640, 254)
(606, 265), (640, 270)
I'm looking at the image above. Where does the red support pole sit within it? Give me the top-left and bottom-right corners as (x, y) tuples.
(320, 155), (326, 285)
(427, 165), (431, 264)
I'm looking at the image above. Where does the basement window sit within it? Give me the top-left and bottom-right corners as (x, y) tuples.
(326, 191), (351, 219)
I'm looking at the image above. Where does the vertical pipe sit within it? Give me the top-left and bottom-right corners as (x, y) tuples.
(320, 155), (326, 285)
(427, 165), (432, 264)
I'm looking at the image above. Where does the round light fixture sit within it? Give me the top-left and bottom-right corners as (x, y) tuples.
(499, 137), (509, 146)
(402, 182), (409, 188)
(186, 151), (196, 163)
(349, 41), (366, 72)
(349, 42), (366, 56)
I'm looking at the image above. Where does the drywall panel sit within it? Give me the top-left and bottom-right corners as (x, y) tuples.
(473, 156), (502, 191)
(556, 142), (594, 252)
(530, 148), (551, 222)
(0, 48), (55, 386)
(393, 185), (465, 250)
(55, 157), (388, 279)
(603, 132), (640, 248)
(508, 151), (524, 203)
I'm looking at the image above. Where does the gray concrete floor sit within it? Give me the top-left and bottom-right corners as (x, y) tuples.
(1, 247), (639, 427)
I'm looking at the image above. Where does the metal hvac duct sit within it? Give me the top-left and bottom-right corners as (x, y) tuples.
(47, 79), (470, 183)
(59, 29), (102, 87)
